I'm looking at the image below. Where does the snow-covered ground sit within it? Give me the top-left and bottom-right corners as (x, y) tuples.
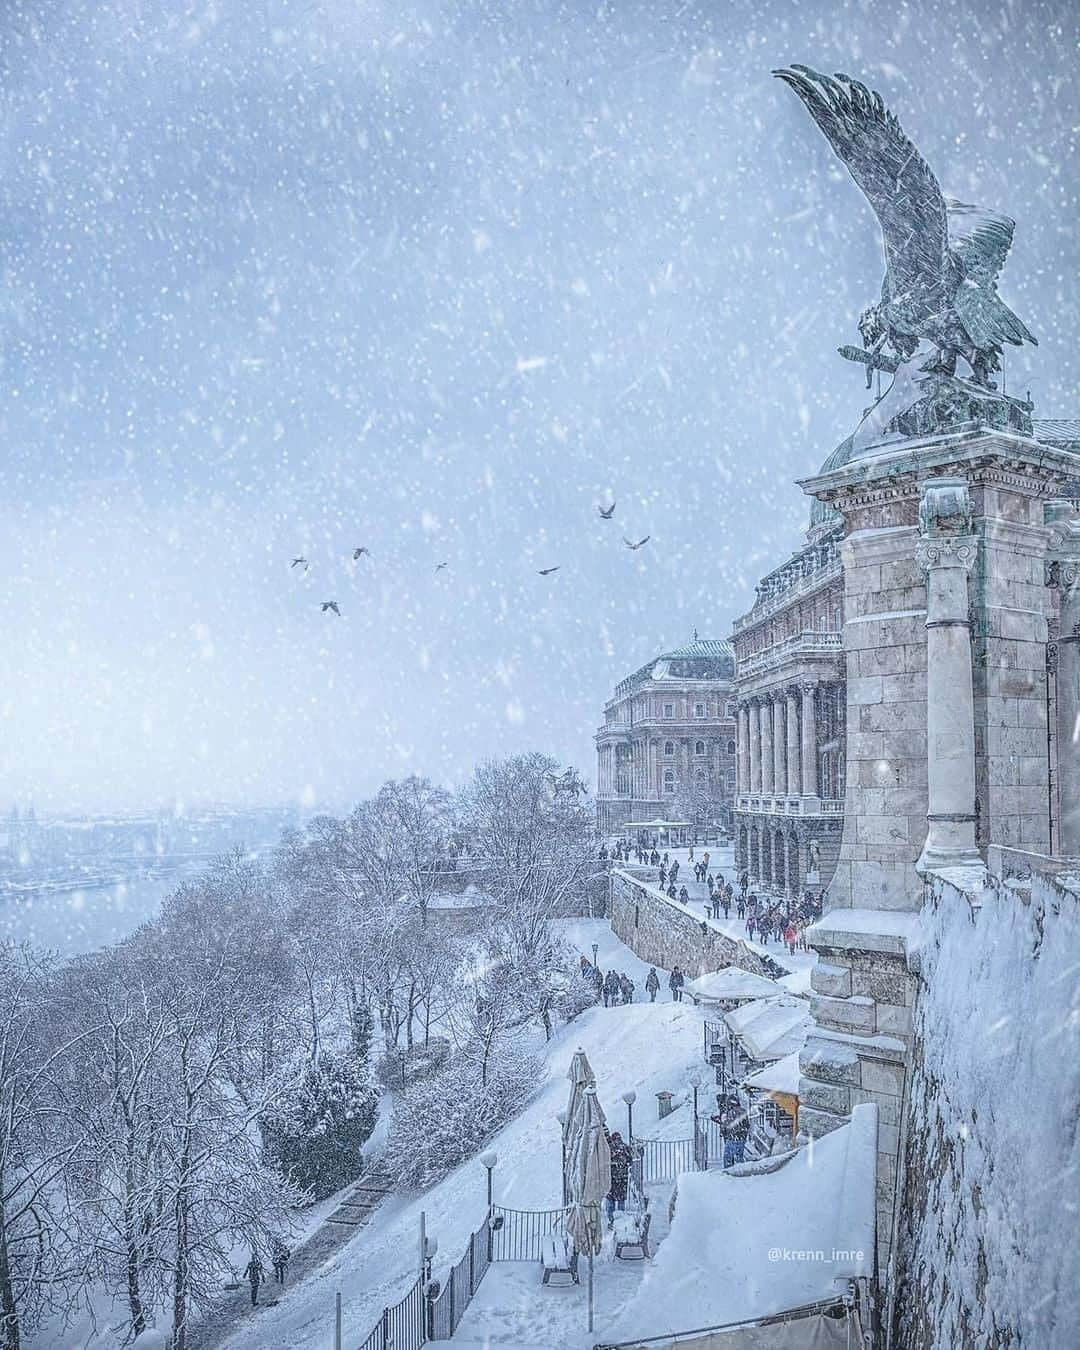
(216, 936), (713, 1350)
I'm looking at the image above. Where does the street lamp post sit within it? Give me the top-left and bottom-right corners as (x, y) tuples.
(621, 1090), (637, 1141)
(556, 1110), (568, 1207)
(480, 1151), (497, 1212)
(591, 942), (599, 970)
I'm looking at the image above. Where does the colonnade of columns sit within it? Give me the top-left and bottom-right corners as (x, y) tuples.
(736, 683), (820, 800)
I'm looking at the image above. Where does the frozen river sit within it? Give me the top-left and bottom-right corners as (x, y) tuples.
(0, 870), (195, 958)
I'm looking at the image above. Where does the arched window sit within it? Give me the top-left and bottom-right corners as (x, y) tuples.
(664, 740), (675, 757)
(727, 739), (736, 755)
(694, 740), (706, 755)
(663, 769), (675, 794)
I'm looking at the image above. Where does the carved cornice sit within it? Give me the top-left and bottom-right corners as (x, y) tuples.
(915, 535), (978, 573)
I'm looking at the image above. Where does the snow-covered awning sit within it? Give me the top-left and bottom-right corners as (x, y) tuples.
(723, 996), (811, 1062)
(743, 1050), (802, 1098)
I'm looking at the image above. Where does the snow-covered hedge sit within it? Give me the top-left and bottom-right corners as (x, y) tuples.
(262, 1050), (379, 1201)
(894, 869), (1080, 1347)
(381, 1043), (542, 1188)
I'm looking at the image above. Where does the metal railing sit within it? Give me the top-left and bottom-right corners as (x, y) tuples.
(634, 1136), (697, 1184)
(427, 1216), (491, 1340)
(489, 1205), (565, 1262)
(355, 1275), (426, 1350)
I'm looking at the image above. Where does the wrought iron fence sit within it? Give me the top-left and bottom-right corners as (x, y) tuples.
(355, 1274), (426, 1350)
(427, 1216), (491, 1340)
(634, 1136), (697, 1183)
(489, 1205), (564, 1262)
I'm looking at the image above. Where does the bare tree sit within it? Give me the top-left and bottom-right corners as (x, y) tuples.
(0, 945), (100, 1350)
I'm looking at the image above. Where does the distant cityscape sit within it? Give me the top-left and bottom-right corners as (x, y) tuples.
(0, 803), (302, 896)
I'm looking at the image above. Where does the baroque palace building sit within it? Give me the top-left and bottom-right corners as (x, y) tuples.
(730, 495), (847, 899)
(594, 637), (737, 837)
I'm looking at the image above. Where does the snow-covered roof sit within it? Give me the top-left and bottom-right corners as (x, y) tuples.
(724, 996), (812, 1062)
(777, 966), (814, 997)
(615, 638), (735, 694)
(687, 967), (780, 1003)
(1033, 417), (1080, 449)
(743, 1049), (802, 1097)
(611, 1106), (878, 1338)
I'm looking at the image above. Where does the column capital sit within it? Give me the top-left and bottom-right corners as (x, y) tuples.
(915, 535), (978, 573)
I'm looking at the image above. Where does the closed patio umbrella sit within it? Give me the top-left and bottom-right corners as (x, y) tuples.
(563, 1047), (596, 1206)
(564, 1084), (611, 1332)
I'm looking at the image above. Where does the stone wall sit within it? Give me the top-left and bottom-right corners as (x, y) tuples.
(889, 869), (1080, 1348)
(798, 908), (919, 1277)
(609, 868), (771, 979)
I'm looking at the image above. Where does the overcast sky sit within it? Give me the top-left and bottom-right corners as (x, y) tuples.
(1, 0), (1077, 814)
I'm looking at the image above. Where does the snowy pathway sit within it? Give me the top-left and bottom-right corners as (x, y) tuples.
(187, 1171), (393, 1350)
(630, 847), (818, 983)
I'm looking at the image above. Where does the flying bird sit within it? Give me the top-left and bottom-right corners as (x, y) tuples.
(435, 562), (448, 572)
(772, 66), (1036, 387)
(598, 502), (616, 519)
(538, 567), (560, 576)
(321, 601), (341, 616)
(290, 557), (308, 570)
(352, 547), (371, 560)
(623, 536), (650, 550)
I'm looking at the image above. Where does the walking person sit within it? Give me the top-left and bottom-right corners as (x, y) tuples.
(669, 966), (685, 1002)
(245, 1253), (265, 1307)
(719, 1097), (750, 1168)
(603, 970), (619, 1008)
(785, 922), (798, 955)
(645, 967), (660, 1002)
(605, 1132), (634, 1224)
(658, 864), (667, 889)
(619, 973), (635, 1004)
(271, 1238), (290, 1286)
(678, 885), (690, 905)
(712, 891), (722, 920)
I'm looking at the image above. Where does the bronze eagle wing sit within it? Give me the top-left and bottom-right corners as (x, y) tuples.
(774, 65), (949, 316)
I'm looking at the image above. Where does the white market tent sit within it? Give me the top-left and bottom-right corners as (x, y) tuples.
(686, 967), (780, 1009)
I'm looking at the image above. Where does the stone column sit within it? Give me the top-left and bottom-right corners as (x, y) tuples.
(800, 683), (818, 798)
(1055, 566), (1080, 855)
(915, 523), (980, 872)
(749, 701), (762, 794)
(760, 696), (775, 795)
(772, 698), (786, 796)
(737, 704), (751, 795)
(786, 688), (801, 796)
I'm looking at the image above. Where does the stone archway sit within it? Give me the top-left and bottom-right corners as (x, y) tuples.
(787, 833), (801, 898)
(773, 831), (787, 894)
(761, 826), (773, 885)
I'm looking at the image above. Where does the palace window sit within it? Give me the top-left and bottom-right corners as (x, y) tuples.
(663, 769), (675, 795)
(663, 703), (675, 719)
(664, 740), (675, 757)
(727, 739), (736, 755)
(694, 702), (706, 718)
(695, 740), (706, 755)
(725, 699), (735, 716)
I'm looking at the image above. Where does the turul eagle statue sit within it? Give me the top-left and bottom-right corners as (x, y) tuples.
(774, 65), (1037, 391)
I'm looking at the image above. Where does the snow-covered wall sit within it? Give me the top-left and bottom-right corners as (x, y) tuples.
(892, 870), (1080, 1348)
